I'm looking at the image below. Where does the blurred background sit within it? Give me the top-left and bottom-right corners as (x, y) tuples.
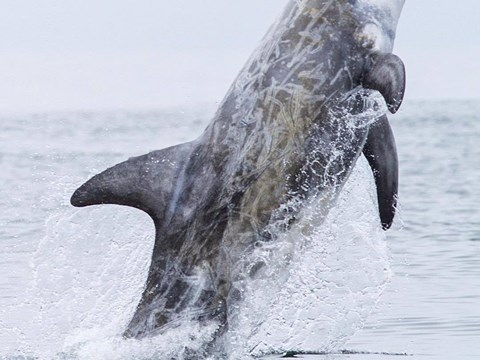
(1, 2), (479, 359)
(0, 0), (478, 114)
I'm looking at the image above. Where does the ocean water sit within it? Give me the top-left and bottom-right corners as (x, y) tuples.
(0, 100), (479, 359)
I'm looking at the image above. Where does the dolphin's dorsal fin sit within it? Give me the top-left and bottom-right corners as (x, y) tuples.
(71, 142), (194, 224)
(363, 115), (398, 230)
(363, 52), (406, 114)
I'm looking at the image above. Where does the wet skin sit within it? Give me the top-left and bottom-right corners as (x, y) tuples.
(71, 0), (406, 342)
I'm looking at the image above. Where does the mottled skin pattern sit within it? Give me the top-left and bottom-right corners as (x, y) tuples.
(71, 0), (405, 345)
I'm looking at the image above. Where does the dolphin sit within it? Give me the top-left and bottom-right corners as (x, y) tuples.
(71, 0), (405, 345)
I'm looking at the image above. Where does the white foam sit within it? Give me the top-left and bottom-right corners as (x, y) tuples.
(226, 156), (391, 358)
(7, 155), (391, 360)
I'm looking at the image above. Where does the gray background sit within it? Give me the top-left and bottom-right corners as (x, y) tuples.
(0, 0), (478, 113)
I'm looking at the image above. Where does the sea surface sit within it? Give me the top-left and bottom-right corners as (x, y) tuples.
(0, 100), (479, 359)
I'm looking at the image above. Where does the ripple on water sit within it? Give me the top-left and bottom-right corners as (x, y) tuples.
(1, 101), (480, 359)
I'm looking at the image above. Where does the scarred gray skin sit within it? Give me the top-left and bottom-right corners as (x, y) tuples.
(71, 0), (406, 345)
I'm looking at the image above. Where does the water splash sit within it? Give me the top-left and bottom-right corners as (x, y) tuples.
(4, 154), (390, 360)
(4, 206), (155, 359)
(225, 156), (391, 358)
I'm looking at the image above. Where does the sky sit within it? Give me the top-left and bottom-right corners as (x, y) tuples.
(0, 0), (478, 113)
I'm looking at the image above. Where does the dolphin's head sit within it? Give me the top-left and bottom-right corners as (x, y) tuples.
(294, 1), (405, 53)
(351, 0), (405, 53)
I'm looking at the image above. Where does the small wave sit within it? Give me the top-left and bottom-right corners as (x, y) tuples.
(266, 349), (410, 357)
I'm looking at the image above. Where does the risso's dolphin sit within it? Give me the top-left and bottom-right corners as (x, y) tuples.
(71, 0), (406, 345)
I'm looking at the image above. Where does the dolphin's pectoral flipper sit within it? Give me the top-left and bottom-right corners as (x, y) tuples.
(70, 142), (194, 223)
(363, 115), (398, 230)
(363, 52), (406, 114)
